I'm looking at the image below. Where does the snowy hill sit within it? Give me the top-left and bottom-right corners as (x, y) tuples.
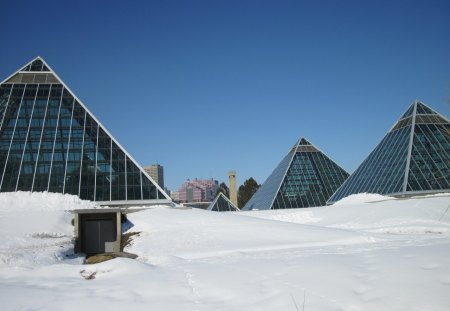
(0, 192), (449, 310)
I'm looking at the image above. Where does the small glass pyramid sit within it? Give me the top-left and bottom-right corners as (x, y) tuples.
(243, 138), (349, 210)
(207, 192), (240, 212)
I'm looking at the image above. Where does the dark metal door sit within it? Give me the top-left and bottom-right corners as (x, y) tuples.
(81, 216), (116, 254)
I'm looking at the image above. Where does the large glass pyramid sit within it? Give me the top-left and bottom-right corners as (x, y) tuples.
(243, 138), (349, 210)
(207, 192), (240, 212)
(0, 57), (171, 204)
(327, 101), (450, 204)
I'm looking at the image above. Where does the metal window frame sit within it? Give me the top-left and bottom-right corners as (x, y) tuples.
(78, 110), (87, 197)
(16, 84), (40, 191)
(354, 131), (395, 195)
(47, 86), (65, 191)
(124, 156), (127, 201)
(418, 123), (448, 182)
(370, 127), (405, 194)
(378, 128), (410, 194)
(94, 123), (99, 201)
(402, 101), (417, 193)
(31, 84), (53, 191)
(0, 85), (14, 134)
(266, 143), (299, 209)
(62, 98), (75, 193)
(0, 85), (26, 190)
(409, 125), (446, 189)
(110, 138), (112, 201)
(140, 171), (143, 200)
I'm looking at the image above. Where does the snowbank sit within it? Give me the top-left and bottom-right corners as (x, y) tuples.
(243, 193), (450, 234)
(0, 191), (449, 310)
(0, 191), (99, 211)
(332, 193), (392, 205)
(125, 206), (373, 263)
(0, 192), (98, 267)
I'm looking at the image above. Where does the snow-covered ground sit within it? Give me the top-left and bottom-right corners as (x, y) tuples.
(0, 192), (449, 310)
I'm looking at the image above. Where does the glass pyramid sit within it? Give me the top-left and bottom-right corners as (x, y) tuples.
(207, 192), (240, 212)
(327, 101), (450, 204)
(0, 57), (171, 204)
(243, 138), (349, 210)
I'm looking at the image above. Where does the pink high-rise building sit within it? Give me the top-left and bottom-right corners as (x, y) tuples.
(178, 178), (219, 203)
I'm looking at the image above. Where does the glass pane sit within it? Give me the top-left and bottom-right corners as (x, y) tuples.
(17, 85), (50, 191)
(110, 141), (126, 201)
(78, 114), (97, 201)
(48, 89), (73, 194)
(126, 157), (142, 200)
(95, 127), (111, 201)
(33, 85), (62, 191)
(0, 85), (24, 189)
(329, 126), (410, 203)
(0, 84), (13, 126)
(1, 85), (34, 191)
(64, 101), (85, 196)
(142, 171), (157, 200)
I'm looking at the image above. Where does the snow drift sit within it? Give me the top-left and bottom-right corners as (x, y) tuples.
(0, 191), (449, 310)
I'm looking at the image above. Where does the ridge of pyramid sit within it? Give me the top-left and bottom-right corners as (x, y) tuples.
(400, 103), (415, 119)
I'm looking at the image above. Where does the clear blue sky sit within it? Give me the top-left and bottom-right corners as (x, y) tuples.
(1, 0), (449, 191)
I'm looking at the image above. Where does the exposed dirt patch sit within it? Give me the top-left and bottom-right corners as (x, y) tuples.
(121, 231), (141, 251)
(85, 254), (116, 264)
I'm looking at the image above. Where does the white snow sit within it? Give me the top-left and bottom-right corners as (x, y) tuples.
(1, 191), (450, 310)
(0, 192), (98, 267)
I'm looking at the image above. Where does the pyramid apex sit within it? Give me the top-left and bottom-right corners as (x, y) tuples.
(299, 137), (312, 146)
(391, 101), (446, 132)
(34, 56), (48, 64)
(17, 57), (51, 73)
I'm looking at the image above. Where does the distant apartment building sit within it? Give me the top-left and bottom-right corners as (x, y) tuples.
(144, 165), (164, 189)
(170, 191), (180, 202)
(178, 178), (219, 203)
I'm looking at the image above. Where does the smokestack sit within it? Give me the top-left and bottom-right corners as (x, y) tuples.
(228, 171), (238, 206)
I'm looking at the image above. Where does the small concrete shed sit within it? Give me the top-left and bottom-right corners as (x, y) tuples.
(72, 209), (123, 254)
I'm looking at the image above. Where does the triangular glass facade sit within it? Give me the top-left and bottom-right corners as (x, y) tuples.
(0, 57), (171, 204)
(327, 101), (450, 204)
(207, 192), (239, 212)
(243, 138), (349, 210)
